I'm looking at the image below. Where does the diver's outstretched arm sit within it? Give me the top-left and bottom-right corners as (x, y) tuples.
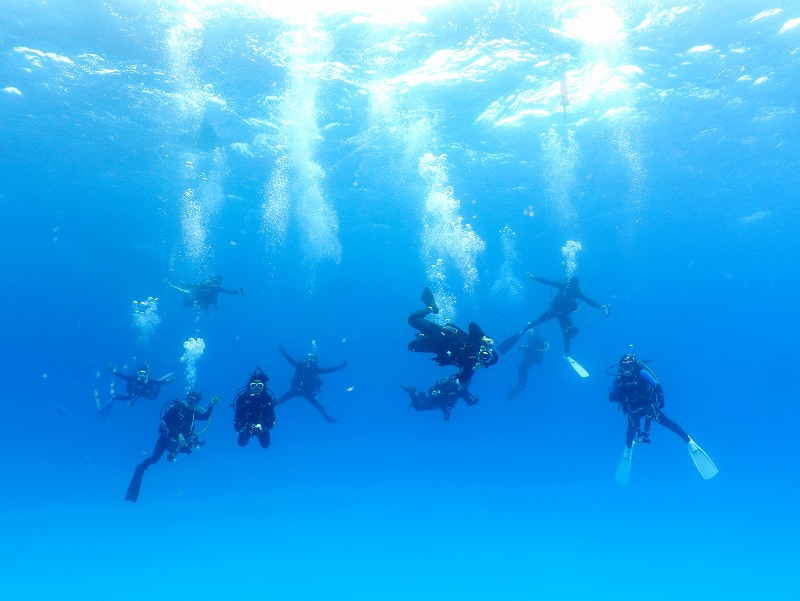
(167, 281), (192, 294)
(278, 345), (299, 367)
(577, 291), (603, 309)
(526, 273), (562, 289)
(318, 361), (347, 374)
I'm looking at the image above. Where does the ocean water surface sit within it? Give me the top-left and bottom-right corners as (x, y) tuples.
(1, 1), (798, 599)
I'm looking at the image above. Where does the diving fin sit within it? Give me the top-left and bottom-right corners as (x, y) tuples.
(498, 332), (523, 354)
(615, 443), (634, 485)
(467, 321), (486, 341)
(565, 355), (589, 378)
(97, 400), (115, 420)
(420, 287), (438, 314)
(506, 382), (525, 401)
(687, 438), (718, 479)
(125, 464), (146, 503)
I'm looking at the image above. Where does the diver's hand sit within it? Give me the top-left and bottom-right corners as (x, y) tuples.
(279, 344), (286, 353)
(339, 361), (348, 369)
(108, 364), (116, 374)
(602, 304), (611, 317)
(526, 272), (536, 279)
(210, 395), (220, 406)
(239, 287), (245, 296)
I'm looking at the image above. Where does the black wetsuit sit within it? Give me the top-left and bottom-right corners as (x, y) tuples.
(609, 367), (689, 448)
(407, 307), (495, 383)
(275, 347), (345, 423)
(508, 331), (547, 400)
(111, 371), (173, 405)
(183, 278), (240, 311)
(523, 276), (604, 355)
(234, 387), (276, 448)
(405, 375), (478, 421)
(125, 399), (215, 503)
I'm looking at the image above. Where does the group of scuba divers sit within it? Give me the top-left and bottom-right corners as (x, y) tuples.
(401, 273), (718, 485)
(108, 271), (717, 503)
(103, 276), (346, 503)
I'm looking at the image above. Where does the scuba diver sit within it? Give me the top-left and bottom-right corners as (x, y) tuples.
(498, 273), (609, 359)
(607, 350), (718, 484)
(169, 275), (244, 312)
(125, 391), (218, 503)
(401, 374), (478, 421)
(233, 368), (276, 448)
(506, 329), (549, 401)
(407, 287), (498, 383)
(275, 345), (347, 423)
(99, 363), (175, 419)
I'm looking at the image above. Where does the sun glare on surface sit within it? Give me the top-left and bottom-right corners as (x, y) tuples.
(558, 5), (627, 44)
(174, 0), (451, 24)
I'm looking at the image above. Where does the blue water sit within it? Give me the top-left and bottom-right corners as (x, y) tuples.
(2, 1), (799, 599)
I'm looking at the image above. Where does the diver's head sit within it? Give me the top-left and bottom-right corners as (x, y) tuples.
(186, 390), (202, 405)
(249, 376), (266, 394)
(478, 346), (499, 368)
(306, 354), (318, 366)
(137, 363), (150, 382)
(617, 353), (639, 380)
(567, 275), (580, 289)
(249, 368), (269, 387)
(212, 275), (223, 285)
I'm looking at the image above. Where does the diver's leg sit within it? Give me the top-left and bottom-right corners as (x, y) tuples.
(440, 400), (456, 421)
(508, 355), (534, 400)
(238, 429), (251, 447)
(557, 314), (574, 355)
(625, 413), (641, 448)
(305, 393), (336, 422)
(528, 309), (555, 329)
(274, 390), (300, 406)
(125, 436), (168, 503)
(257, 429), (272, 448)
(420, 287), (439, 313)
(407, 308), (439, 335)
(407, 337), (443, 354)
(400, 385), (417, 404)
(518, 353), (536, 387)
(142, 436), (169, 469)
(412, 393), (437, 412)
(654, 411), (690, 442)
